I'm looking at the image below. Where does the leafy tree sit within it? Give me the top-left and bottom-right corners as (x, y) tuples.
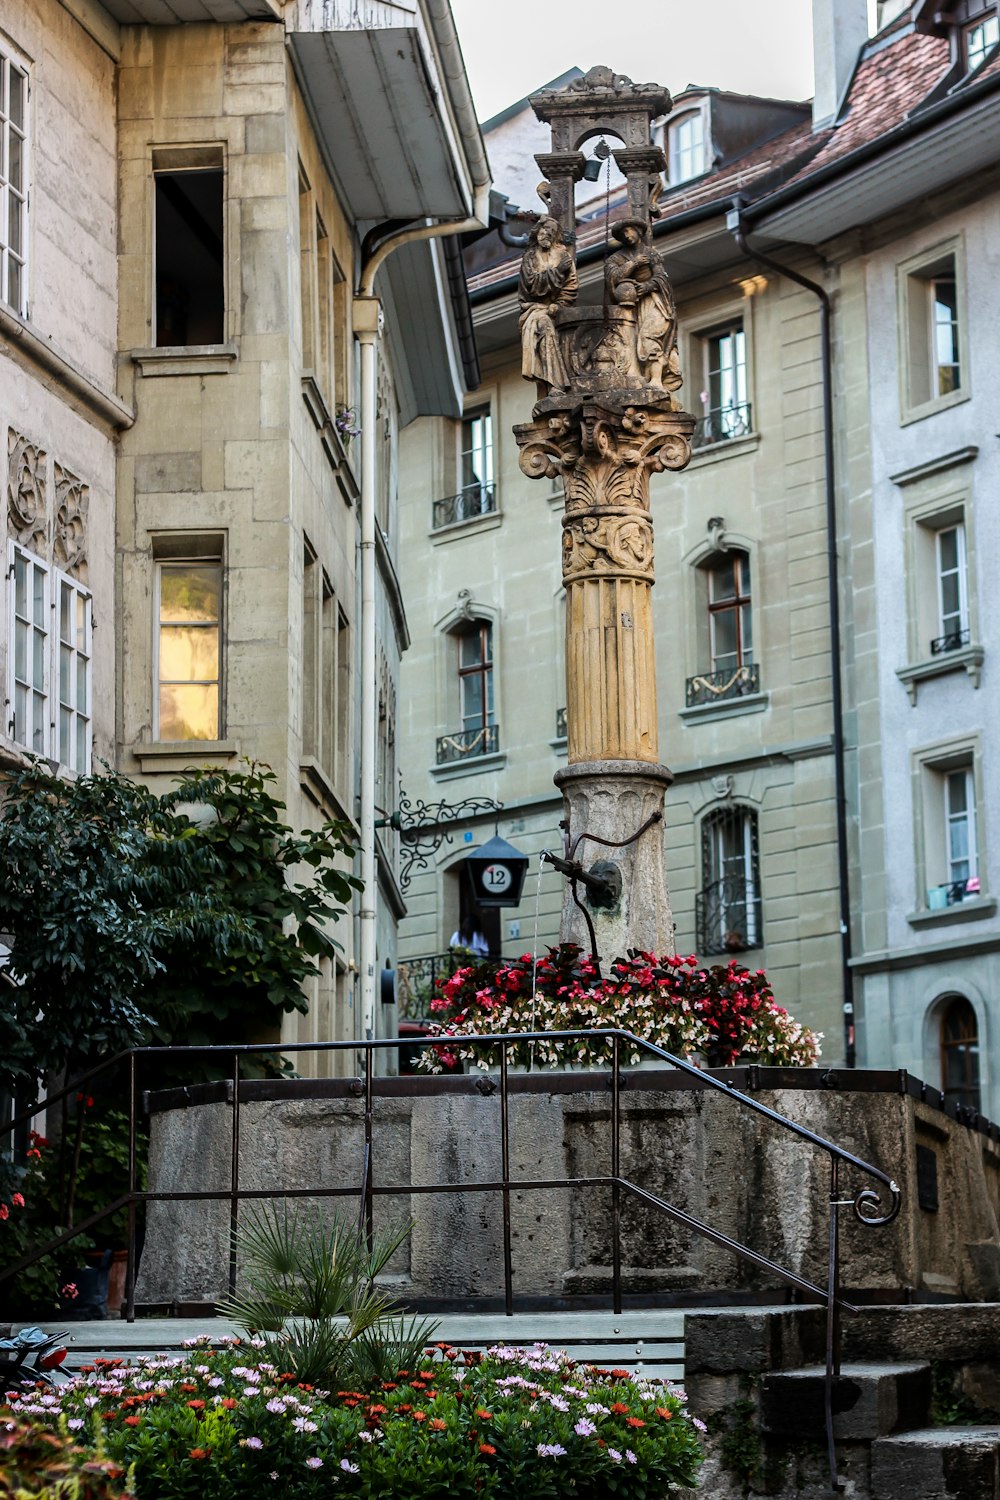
(0, 760), (361, 1097)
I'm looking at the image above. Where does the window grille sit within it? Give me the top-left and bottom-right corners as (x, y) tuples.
(696, 805), (762, 955)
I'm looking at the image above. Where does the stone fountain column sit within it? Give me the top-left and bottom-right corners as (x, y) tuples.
(513, 67), (694, 961)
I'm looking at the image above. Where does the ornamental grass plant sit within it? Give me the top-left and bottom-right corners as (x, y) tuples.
(419, 943), (821, 1072)
(2, 1338), (704, 1498)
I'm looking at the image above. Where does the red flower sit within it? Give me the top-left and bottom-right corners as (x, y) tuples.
(429, 1418), (447, 1431)
(475, 1409), (493, 1420)
(123, 1416), (141, 1426)
(189, 1448), (211, 1460)
(221, 1398), (237, 1410)
(11, 1193), (24, 1209)
(411, 1411), (427, 1423)
(186, 1400), (206, 1411)
(625, 1416), (645, 1428)
(479, 1443), (496, 1456)
(610, 1402), (630, 1415)
(654, 1407), (673, 1420)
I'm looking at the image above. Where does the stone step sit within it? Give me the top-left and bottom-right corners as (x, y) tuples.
(759, 1362), (932, 1441)
(871, 1425), (1000, 1500)
(15, 1310), (686, 1383)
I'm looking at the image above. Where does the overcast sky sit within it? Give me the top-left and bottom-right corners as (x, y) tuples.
(449, 0), (879, 124)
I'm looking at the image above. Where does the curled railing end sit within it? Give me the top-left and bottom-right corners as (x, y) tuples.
(853, 1180), (901, 1228)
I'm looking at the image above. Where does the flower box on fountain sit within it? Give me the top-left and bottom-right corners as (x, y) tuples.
(419, 944), (821, 1074)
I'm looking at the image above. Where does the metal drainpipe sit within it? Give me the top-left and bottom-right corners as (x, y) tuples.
(728, 203), (856, 1068)
(354, 205), (489, 1053)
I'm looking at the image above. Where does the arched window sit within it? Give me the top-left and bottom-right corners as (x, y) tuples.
(939, 994), (980, 1111)
(697, 805), (761, 955)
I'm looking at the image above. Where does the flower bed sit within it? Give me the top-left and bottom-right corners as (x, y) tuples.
(2, 1338), (704, 1498)
(420, 943), (821, 1072)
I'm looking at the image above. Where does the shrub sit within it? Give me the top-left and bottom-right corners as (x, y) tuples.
(0, 1413), (129, 1499)
(419, 943), (821, 1071)
(3, 1338), (704, 1498)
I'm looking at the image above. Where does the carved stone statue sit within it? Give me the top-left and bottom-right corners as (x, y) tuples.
(518, 215), (578, 399)
(604, 218), (678, 390)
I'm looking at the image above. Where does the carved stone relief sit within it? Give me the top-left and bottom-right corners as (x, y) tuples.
(562, 511), (654, 584)
(7, 429), (48, 553)
(53, 464), (90, 580)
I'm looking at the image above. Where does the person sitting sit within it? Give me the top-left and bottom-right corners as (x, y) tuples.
(449, 915), (489, 957)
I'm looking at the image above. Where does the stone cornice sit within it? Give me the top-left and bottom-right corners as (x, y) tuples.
(0, 304), (134, 433)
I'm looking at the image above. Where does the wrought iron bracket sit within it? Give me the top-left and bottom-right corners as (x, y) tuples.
(380, 785), (503, 893)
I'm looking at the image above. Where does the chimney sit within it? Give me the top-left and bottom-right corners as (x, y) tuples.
(812, 0), (869, 128)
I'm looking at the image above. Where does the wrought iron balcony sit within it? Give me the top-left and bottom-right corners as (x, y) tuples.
(930, 626), (970, 655)
(555, 706), (567, 739)
(686, 662), (760, 708)
(695, 876), (763, 956)
(432, 483), (497, 530)
(397, 950), (501, 1015)
(435, 723), (499, 765)
(692, 401), (753, 450)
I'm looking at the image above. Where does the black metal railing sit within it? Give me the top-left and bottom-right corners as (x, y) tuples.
(692, 401), (753, 450)
(397, 950), (501, 1016)
(436, 723), (499, 765)
(432, 484), (497, 530)
(696, 875), (763, 955)
(927, 877), (980, 909)
(0, 1032), (901, 1491)
(930, 626), (970, 655)
(555, 706), (567, 740)
(686, 662), (760, 707)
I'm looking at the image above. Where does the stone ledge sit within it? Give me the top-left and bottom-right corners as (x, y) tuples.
(679, 691), (769, 725)
(132, 344), (238, 377)
(907, 896), (997, 929)
(896, 644), (984, 703)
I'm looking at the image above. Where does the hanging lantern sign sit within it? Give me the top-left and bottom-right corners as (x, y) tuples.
(465, 834), (529, 908)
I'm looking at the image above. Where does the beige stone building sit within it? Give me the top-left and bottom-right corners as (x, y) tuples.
(397, 0), (1000, 1095)
(0, 0), (488, 1065)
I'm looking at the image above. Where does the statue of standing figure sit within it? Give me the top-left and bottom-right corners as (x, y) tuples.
(518, 216), (578, 399)
(605, 218), (679, 391)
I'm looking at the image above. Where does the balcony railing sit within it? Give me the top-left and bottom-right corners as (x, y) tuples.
(692, 401), (753, 450)
(555, 705), (567, 739)
(696, 876), (763, 956)
(686, 662), (760, 708)
(930, 626), (970, 655)
(396, 949), (502, 1018)
(432, 483), (497, 530)
(435, 722), (499, 765)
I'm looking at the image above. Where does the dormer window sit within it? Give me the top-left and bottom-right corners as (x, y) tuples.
(965, 11), (999, 68)
(668, 110), (706, 185)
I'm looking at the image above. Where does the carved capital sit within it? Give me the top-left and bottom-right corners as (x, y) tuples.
(54, 463), (89, 580)
(7, 429), (47, 552)
(562, 509), (654, 584)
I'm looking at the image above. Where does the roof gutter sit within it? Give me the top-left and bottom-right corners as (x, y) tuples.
(423, 0), (492, 227)
(728, 200), (856, 1071)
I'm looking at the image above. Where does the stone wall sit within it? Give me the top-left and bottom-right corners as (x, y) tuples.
(136, 1071), (1000, 1307)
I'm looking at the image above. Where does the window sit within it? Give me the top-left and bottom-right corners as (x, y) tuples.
(697, 806), (761, 955)
(933, 523), (969, 653)
(155, 558), (222, 740)
(154, 157), (225, 347)
(694, 325), (750, 448)
(668, 111), (705, 184)
(709, 551), (752, 674)
(436, 620), (497, 764)
(939, 995), (980, 1112)
(916, 743), (984, 910)
(966, 13), (999, 69)
(899, 243), (967, 417)
(7, 541), (91, 771)
(460, 409), (494, 515)
(0, 42), (28, 314)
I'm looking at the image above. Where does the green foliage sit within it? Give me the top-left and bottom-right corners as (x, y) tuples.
(0, 760), (361, 1095)
(5, 1338), (705, 1499)
(219, 1205), (436, 1390)
(0, 1413), (129, 1499)
(930, 1360), (998, 1425)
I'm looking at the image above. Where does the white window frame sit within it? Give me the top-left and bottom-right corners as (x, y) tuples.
(912, 737), (985, 913)
(668, 110), (705, 185)
(946, 766), (978, 889)
(966, 12), (999, 70)
(0, 39), (29, 316)
(935, 521), (969, 647)
(897, 237), (969, 423)
(6, 540), (92, 772)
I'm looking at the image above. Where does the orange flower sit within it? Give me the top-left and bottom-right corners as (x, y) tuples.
(625, 1416), (645, 1428)
(479, 1443), (496, 1456)
(411, 1410), (427, 1423)
(189, 1448), (211, 1460)
(180, 1383), (198, 1393)
(366, 1404), (387, 1416)
(475, 1409), (493, 1420)
(610, 1402), (630, 1415)
(611, 1369), (630, 1379)
(654, 1406), (673, 1420)
(429, 1419), (447, 1431)
(419, 1371), (435, 1380)
(186, 1400), (206, 1411)
(221, 1398), (237, 1410)
(123, 1416), (141, 1427)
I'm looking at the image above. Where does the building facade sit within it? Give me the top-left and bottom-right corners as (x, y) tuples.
(0, 0), (487, 1066)
(397, 0), (1000, 1100)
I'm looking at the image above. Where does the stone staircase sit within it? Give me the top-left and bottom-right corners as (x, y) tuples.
(685, 1305), (1000, 1499)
